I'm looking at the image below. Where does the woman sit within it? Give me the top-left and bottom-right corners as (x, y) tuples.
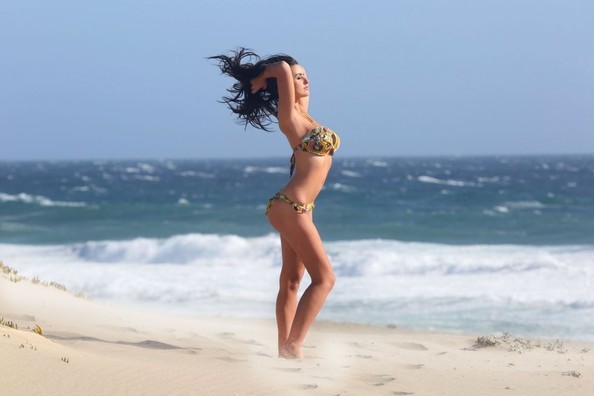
(210, 48), (340, 359)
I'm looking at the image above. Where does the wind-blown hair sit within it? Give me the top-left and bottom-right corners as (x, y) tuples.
(209, 48), (298, 131)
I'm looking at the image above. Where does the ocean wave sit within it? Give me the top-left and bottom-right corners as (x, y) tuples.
(124, 163), (157, 174)
(417, 175), (479, 188)
(0, 192), (87, 207)
(133, 175), (161, 182)
(477, 176), (503, 183)
(503, 201), (545, 209)
(179, 170), (216, 178)
(340, 170), (362, 178)
(3, 235), (594, 336)
(491, 200), (546, 214)
(5, 233), (590, 280)
(244, 166), (288, 175)
(328, 240), (589, 277)
(69, 233), (281, 265)
(366, 159), (388, 167)
(328, 183), (357, 193)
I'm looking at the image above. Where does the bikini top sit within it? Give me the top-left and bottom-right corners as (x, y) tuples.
(289, 113), (341, 177)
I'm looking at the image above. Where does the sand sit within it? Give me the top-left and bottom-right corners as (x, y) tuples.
(1, 264), (593, 395)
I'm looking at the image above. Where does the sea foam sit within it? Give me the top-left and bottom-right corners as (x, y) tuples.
(2, 234), (593, 318)
(0, 192), (87, 207)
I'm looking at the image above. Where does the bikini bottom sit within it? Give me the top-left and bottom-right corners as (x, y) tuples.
(265, 192), (315, 215)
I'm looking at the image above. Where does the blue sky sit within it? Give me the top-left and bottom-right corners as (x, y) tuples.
(1, 0), (593, 160)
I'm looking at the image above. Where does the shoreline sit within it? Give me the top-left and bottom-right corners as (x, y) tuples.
(2, 269), (593, 395)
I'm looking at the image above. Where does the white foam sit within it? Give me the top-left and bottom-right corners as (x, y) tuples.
(0, 192), (87, 207)
(3, 235), (593, 338)
(137, 163), (156, 173)
(244, 166), (287, 175)
(493, 201), (546, 214)
(340, 170), (362, 178)
(328, 183), (357, 193)
(504, 201), (545, 209)
(366, 160), (388, 167)
(477, 176), (501, 183)
(134, 175), (160, 182)
(417, 175), (478, 187)
(61, 233), (280, 266)
(179, 170), (216, 178)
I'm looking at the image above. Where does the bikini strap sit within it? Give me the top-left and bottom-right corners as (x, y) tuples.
(300, 111), (318, 126)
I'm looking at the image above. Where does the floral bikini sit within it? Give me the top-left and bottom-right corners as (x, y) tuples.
(265, 113), (340, 215)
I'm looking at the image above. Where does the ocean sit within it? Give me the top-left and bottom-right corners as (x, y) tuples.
(1, 155), (593, 340)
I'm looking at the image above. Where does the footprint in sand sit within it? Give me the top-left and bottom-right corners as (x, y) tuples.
(274, 367), (301, 373)
(372, 374), (396, 386)
(241, 338), (265, 346)
(218, 332), (265, 348)
(296, 384), (318, 390)
(347, 341), (367, 348)
(395, 342), (428, 351)
(402, 364), (424, 370)
(217, 356), (248, 363)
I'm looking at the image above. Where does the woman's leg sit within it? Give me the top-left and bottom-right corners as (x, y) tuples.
(276, 235), (305, 354)
(268, 203), (336, 358)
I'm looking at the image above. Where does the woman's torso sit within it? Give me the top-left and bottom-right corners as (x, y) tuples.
(279, 114), (339, 203)
(283, 151), (333, 203)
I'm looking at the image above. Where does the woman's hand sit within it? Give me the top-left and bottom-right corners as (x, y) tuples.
(250, 72), (267, 94)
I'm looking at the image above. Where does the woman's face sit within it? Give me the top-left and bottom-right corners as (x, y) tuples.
(291, 64), (309, 99)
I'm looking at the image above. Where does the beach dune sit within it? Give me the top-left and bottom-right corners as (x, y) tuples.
(1, 268), (593, 395)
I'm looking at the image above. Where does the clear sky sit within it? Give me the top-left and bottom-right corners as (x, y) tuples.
(1, 0), (593, 160)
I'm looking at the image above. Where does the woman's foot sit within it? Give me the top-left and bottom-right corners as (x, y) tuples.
(279, 342), (303, 359)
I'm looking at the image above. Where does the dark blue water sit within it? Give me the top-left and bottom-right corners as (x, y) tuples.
(1, 155), (593, 245)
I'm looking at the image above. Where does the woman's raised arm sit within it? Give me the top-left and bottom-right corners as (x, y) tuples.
(250, 61), (295, 120)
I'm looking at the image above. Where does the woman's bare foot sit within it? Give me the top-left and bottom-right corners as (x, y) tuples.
(279, 342), (304, 359)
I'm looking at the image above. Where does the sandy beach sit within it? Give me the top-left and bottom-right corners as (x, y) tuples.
(1, 264), (592, 396)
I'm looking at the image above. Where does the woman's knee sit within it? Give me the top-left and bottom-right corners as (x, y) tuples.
(326, 272), (336, 291)
(313, 270), (336, 292)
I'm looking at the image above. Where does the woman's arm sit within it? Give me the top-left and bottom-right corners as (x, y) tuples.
(250, 61), (295, 120)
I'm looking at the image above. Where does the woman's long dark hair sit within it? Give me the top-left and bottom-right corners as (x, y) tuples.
(209, 48), (298, 131)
